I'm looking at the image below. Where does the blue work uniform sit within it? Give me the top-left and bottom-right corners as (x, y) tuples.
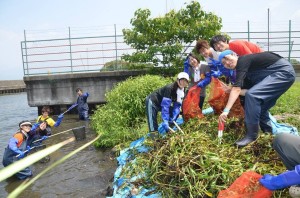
(145, 82), (184, 132)
(2, 131), (33, 180)
(77, 93), (89, 121)
(233, 52), (295, 126)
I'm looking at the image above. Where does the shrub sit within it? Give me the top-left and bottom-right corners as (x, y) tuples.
(91, 75), (172, 147)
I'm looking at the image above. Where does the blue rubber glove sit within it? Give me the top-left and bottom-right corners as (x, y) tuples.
(26, 145), (31, 153)
(208, 58), (219, 71)
(197, 81), (205, 88)
(161, 97), (171, 121)
(162, 120), (169, 132)
(260, 165), (300, 190)
(183, 57), (190, 74)
(171, 102), (181, 121)
(54, 114), (64, 127)
(40, 136), (48, 142)
(197, 72), (211, 88)
(31, 123), (40, 132)
(16, 150), (25, 159)
(211, 70), (222, 78)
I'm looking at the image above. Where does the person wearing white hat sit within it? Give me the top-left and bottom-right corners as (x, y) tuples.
(2, 120), (46, 179)
(146, 72), (189, 134)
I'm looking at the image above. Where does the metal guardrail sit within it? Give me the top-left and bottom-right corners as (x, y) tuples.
(21, 27), (300, 76)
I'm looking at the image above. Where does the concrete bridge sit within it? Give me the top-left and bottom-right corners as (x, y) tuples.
(24, 70), (146, 114)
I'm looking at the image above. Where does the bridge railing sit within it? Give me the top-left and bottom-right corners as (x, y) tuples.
(21, 26), (300, 76)
(21, 33), (135, 76)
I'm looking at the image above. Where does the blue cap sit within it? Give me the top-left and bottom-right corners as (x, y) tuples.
(219, 50), (234, 62)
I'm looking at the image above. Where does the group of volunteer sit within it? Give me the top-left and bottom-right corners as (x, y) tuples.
(146, 35), (300, 194)
(2, 88), (89, 180)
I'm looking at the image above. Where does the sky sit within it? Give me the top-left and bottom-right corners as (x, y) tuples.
(0, 0), (300, 80)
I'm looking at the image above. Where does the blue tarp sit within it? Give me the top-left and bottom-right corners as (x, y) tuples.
(108, 118), (184, 198)
(269, 113), (299, 136)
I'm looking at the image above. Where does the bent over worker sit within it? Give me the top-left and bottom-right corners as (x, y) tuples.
(218, 50), (295, 147)
(2, 121), (47, 179)
(145, 72), (189, 133)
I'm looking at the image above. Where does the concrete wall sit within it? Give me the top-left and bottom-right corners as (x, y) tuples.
(0, 80), (26, 94)
(24, 70), (146, 113)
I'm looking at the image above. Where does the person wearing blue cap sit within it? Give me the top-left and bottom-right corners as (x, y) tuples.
(218, 50), (295, 147)
(209, 35), (274, 134)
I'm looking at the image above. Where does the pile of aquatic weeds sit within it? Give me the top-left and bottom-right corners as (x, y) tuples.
(122, 115), (290, 197)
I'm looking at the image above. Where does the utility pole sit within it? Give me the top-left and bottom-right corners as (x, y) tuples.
(166, 0), (168, 14)
(267, 8), (270, 51)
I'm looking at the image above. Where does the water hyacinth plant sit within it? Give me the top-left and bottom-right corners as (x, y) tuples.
(91, 74), (300, 197)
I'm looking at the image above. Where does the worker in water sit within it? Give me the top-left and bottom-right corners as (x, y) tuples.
(2, 120), (47, 179)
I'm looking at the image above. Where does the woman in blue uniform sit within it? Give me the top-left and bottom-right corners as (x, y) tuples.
(145, 72), (189, 134)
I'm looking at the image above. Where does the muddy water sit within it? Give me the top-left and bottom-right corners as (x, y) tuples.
(0, 93), (116, 198)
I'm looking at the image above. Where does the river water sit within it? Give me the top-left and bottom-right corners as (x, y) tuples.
(0, 93), (116, 198)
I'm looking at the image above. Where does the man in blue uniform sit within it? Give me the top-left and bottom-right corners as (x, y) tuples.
(76, 88), (89, 121)
(218, 50), (295, 147)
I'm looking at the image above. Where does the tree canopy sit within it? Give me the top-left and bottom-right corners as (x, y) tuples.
(122, 1), (222, 67)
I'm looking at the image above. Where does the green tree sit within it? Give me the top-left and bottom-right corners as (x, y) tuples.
(290, 58), (300, 65)
(122, 1), (222, 67)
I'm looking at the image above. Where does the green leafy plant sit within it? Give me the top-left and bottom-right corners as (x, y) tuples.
(91, 75), (172, 147)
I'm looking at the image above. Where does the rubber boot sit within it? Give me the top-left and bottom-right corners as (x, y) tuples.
(260, 120), (273, 134)
(235, 123), (259, 148)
